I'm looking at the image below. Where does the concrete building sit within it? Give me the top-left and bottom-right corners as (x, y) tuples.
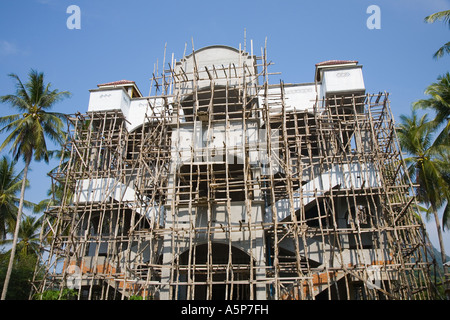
(33, 44), (437, 300)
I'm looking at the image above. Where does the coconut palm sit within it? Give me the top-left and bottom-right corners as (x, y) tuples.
(0, 156), (34, 240)
(0, 69), (70, 300)
(0, 157), (23, 240)
(1, 215), (42, 257)
(424, 10), (450, 59)
(413, 72), (450, 146)
(397, 111), (450, 264)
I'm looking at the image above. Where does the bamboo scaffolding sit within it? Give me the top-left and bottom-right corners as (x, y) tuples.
(31, 40), (441, 301)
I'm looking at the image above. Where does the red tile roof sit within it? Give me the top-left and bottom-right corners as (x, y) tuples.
(315, 60), (358, 67)
(97, 80), (135, 87)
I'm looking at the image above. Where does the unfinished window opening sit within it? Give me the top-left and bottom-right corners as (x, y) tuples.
(289, 111), (319, 157)
(177, 163), (249, 202)
(83, 208), (134, 256)
(265, 171), (304, 204)
(276, 247), (320, 276)
(175, 243), (253, 300)
(326, 94), (365, 115)
(126, 126), (144, 161)
(326, 102), (357, 154)
(346, 204), (369, 226)
(181, 86), (245, 122)
(300, 199), (330, 228)
(345, 203), (375, 250)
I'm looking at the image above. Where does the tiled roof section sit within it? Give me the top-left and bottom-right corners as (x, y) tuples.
(315, 60), (358, 67)
(97, 80), (135, 87)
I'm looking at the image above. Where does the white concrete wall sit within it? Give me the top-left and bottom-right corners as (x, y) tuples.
(74, 178), (161, 222)
(127, 97), (172, 132)
(284, 84), (318, 112)
(321, 66), (365, 96)
(74, 178), (137, 204)
(127, 98), (151, 131)
(88, 88), (130, 114)
(174, 45), (257, 95)
(88, 88), (172, 132)
(171, 202), (263, 226)
(171, 119), (260, 166)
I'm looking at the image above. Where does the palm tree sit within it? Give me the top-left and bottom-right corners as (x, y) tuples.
(0, 156), (34, 240)
(397, 111), (450, 264)
(0, 69), (70, 300)
(413, 72), (450, 147)
(0, 157), (23, 240)
(0, 215), (42, 257)
(424, 10), (450, 59)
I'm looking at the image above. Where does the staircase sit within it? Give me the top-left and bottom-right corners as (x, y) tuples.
(270, 162), (381, 222)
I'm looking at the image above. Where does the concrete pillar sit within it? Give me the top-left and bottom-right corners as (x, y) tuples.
(159, 236), (173, 300)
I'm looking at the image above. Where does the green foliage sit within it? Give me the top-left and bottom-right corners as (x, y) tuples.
(424, 10), (450, 59)
(413, 72), (450, 147)
(397, 109), (449, 264)
(0, 69), (70, 299)
(1, 215), (42, 256)
(34, 288), (78, 300)
(398, 59), (450, 267)
(397, 111), (450, 218)
(0, 250), (41, 300)
(129, 294), (153, 300)
(0, 156), (30, 240)
(0, 69), (71, 163)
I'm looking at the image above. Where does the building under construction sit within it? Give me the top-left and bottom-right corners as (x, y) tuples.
(32, 42), (441, 300)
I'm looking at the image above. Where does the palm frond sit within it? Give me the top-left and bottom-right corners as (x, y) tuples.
(6, 73), (31, 104)
(0, 156), (33, 240)
(0, 95), (31, 112)
(434, 41), (450, 62)
(424, 10), (450, 59)
(443, 198), (450, 231)
(425, 10), (450, 27)
(0, 114), (21, 127)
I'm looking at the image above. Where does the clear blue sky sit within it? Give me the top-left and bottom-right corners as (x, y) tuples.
(0, 0), (449, 252)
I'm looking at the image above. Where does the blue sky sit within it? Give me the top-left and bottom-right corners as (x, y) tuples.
(0, 0), (449, 252)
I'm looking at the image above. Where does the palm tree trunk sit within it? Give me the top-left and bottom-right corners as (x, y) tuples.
(1, 155), (31, 300)
(432, 207), (447, 264)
